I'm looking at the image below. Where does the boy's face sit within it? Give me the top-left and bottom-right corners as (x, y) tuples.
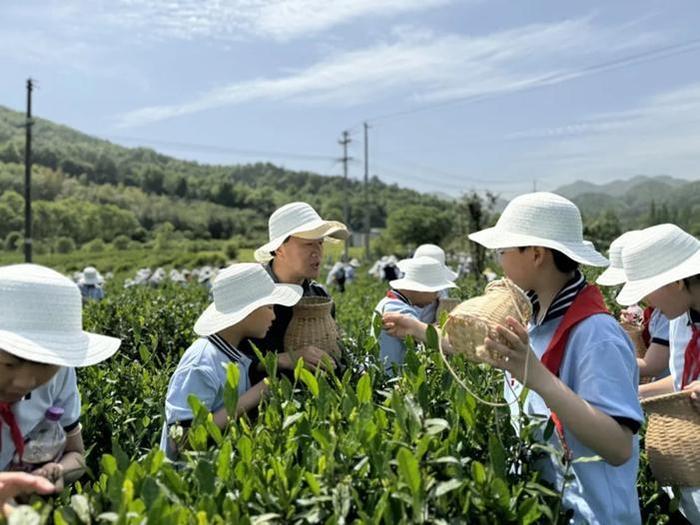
(275, 237), (324, 281)
(241, 305), (277, 339)
(402, 290), (440, 307)
(0, 350), (60, 403)
(645, 281), (689, 320)
(496, 247), (535, 290)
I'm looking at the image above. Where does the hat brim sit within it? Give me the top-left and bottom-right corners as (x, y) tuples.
(468, 228), (609, 267)
(193, 283), (302, 336)
(596, 266), (626, 286)
(397, 259), (459, 282)
(389, 278), (458, 293)
(0, 329), (121, 367)
(254, 220), (349, 263)
(616, 250), (700, 306)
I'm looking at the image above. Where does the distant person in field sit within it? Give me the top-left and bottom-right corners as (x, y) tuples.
(397, 244), (458, 325)
(373, 256), (457, 376)
(78, 266), (104, 303)
(326, 260), (347, 293)
(238, 202), (348, 383)
(160, 264), (302, 461)
(0, 264), (120, 495)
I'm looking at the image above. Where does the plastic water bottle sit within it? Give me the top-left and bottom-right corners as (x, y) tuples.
(13, 406), (67, 470)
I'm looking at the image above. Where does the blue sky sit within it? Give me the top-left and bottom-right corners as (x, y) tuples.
(2, 0), (700, 197)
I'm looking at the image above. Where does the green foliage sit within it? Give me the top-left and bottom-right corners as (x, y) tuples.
(387, 205), (454, 248)
(55, 236), (76, 254)
(224, 239), (239, 261)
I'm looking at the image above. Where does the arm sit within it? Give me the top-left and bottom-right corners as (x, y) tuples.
(637, 342), (670, 377)
(638, 374), (675, 399)
(213, 380), (268, 428)
(30, 427), (86, 491)
(486, 316), (635, 466)
(382, 312), (457, 354)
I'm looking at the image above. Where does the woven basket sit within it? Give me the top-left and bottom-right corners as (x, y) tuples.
(284, 297), (340, 358)
(436, 297), (461, 319)
(642, 391), (700, 486)
(443, 279), (532, 363)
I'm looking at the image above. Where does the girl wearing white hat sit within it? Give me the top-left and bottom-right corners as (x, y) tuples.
(374, 257), (457, 376)
(618, 224), (700, 523)
(0, 264), (121, 494)
(383, 192), (642, 523)
(160, 264), (302, 460)
(597, 231), (671, 383)
(398, 244), (459, 325)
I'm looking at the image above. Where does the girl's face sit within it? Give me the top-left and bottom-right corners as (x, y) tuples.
(0, 350), (60, 403)
(645, 281), (690, 320)
(242, 305), (277, 339)
(496, 247), (535, 291)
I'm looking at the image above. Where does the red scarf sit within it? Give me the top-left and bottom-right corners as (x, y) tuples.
(0, 402), (24, 460)
(540, 285), (610, 457)
(641, 306), (654, 347)
(681, 324), (700, 389)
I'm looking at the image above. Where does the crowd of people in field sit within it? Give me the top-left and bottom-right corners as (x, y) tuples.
(1, 194), (699, 524)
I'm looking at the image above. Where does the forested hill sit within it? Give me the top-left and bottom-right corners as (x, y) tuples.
(0, 105), (445, 247)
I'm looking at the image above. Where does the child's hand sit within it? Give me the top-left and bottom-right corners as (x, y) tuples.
(0, 472), (55, 517)
(30, 463), (64, 493)
(682, 380), (700, 410)
(483, 316), (547, 389)
(382, 313), (421, 339)
(292, 346), (336, 372)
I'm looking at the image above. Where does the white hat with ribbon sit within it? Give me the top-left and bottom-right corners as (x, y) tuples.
(254, 202), (349, 263)
(0, 264), (121, 367)
(390, 256), (458, 293)
(616, 224), (700, 306)
(468, 192), (609, 267)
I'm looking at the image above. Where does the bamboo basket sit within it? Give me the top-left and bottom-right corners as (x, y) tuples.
(641, 391), (700, 486)
(284, 297), (340, 358)
(443, 279), (532, 363)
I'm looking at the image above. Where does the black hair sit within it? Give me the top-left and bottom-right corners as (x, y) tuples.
(270, 236), (293, 258)
(683, 274), (700, 289)
(518, 247), (579, 273)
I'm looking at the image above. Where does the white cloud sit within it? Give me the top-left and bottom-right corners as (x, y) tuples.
(513, 82), (700, 182)
(116, 16), (661, 127)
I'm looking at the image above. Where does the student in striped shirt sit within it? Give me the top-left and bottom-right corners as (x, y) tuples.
(160, 264), (302, 460)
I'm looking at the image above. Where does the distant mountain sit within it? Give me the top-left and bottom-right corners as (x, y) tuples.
(555, 175), (690, 200)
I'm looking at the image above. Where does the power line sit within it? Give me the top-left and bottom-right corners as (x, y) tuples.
(359, 36), (700, 126)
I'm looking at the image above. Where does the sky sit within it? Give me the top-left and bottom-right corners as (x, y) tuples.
(2, 0), (700, 198)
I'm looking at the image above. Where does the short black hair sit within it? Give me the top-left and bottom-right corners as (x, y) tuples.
(518, 247), (579, 273)
(683, 274), (700, 289)
(270, 236), (292, 258)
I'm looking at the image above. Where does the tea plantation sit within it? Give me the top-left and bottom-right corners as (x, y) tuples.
(6, 273), (677, 524)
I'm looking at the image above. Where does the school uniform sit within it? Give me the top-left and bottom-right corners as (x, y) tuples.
(374, 290), (420, 375)
(0, 367), (81, 470)
(667, 309), (700, 524)
(504, 272), (643, 524)
(643, 308), (671, 379)
(160, 335), (252, 461)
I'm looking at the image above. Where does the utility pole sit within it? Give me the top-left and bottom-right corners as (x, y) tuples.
(24, 79), (34, 263)
(363, 122), (370, 261)
(338, 130), (351, 261)
(532, 178), (537, 192)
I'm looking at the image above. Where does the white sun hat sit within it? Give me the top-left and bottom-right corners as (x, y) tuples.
(194, 263), (303, 336)
(468, 192), (609, 267)
(399, 244), (458, 281)
(390, 256), (459, 293)
(616, 224), (700, 306)
(81, 266), (101, 286)
(596, 230), (642, 286)
(254, 202), (349, 263)
(0, 264), (121, 367)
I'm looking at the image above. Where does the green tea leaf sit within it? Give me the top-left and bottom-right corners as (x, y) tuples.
(356, 373), (371, 404)
(397, 448), (421, 497)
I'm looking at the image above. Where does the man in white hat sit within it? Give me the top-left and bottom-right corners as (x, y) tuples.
(161, 263), (302, 460)
(617, 224), (700, 524)
(78, 266), (105, 303)
(239, 202), (349, 382)
(597, 231), (671, 382)
(398, 244), (458, 324)
(385, 192), (642, 524)
(0, 264), (121, 495)
(374, 256), (457, 375)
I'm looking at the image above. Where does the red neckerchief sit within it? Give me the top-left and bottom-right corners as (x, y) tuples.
(0, 402), (24, 460)
(540, 284), (610, 459)
(681, 323), (700, 389)
(641, 306), (654, 347)
(386, 289), (412, 305)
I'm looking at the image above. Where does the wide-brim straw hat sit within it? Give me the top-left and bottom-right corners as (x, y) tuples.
(596, 230), (642, 286)
(81, 266), (101, 286)
(194, 263), (303, 336)
(399, 244), (458, 281)
(468, 192), (609, 267)
(255, 202), (349, 263)
(617, 224), (700, 306)
(0, 264), (121, 367)
(390, 256), (458, 293)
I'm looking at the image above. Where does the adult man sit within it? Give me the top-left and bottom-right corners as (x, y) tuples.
(239, 202), (349, 383)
